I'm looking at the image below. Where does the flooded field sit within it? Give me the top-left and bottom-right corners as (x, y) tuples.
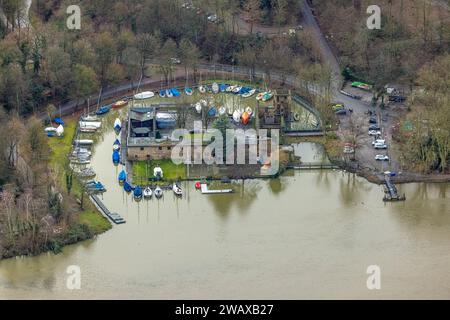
(0, 113), (449, 300)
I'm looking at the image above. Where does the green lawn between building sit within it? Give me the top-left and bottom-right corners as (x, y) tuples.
(132, 160), (187, 185)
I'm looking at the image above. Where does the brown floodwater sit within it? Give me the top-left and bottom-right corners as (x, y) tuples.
(0, 127), (449, 299)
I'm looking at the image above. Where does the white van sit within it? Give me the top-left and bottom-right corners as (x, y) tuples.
(372, 139), (386, 146)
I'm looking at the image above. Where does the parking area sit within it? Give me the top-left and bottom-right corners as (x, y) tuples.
(334, 88), (408, 174)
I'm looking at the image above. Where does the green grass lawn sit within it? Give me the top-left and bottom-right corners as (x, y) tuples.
(47, 116), (111, 234)
(133, 160), (187, 184)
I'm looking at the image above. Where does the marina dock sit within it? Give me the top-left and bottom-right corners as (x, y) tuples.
(200, 184), (233, 194)
(383, 176), (406, 202)
(90, 194), (126, 224)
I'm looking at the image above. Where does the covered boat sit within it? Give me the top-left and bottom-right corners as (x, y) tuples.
(232, 86), (242, 94)
(242, 89), (256, 98)
(208, 107), (217, 117)
(112, 100), (128, 109)
(170, 88), (181, 97)
(124, 181), (133, 193)
(165, 89), (174, 98)
(113, 139), (121, 151)
(53, 118), (65, 126)
(153, 166), (163, 179)
(81, 114), (99, 122)
(156, 112), (176, 129)
(112, 150), (120, 165)
(241, 112), (250, 125)
(118, 170), (127, 184)
(114, 118), (122, 131)
(56, 125), (64, 137)
(134, 91), (154, 100)
(45, 127), (57, 133)
(143, 187), (152, 199)
(185, 87), (193, 96)
(212, 82), (219, 94)
(261, 92), (274, 102)
(154, 186), (163, 199)
(195, 102), (202, 114)
(96, 105), (111, 115)
(173, 184), (182, 196)
(133, 186), (143, 200)
(219, 83), (228, 92)
(232, 110), (241, 123)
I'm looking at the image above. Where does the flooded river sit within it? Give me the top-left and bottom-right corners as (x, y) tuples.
(0, 129), (449, 299)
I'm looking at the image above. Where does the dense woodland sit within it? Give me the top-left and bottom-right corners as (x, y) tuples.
(311, 0), (449, 172)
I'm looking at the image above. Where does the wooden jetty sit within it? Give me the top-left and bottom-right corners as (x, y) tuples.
(200, 183), (233, 194)
(90, 194), (126, 224)
(383, 176), (406, 202)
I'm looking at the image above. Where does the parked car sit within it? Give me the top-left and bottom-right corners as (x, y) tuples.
(332, 103), (345, 111)
(369, 124), (381, 131)
(374, 143), (388, 149)
(369, 117), (378, 124)
(375, 155), (389, 161)
(372, 139), (386, 146)
(368, 130), (382, 136)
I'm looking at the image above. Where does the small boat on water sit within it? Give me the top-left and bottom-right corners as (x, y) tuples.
(218, 106), (226, 116)
(195, 102), (202, 114)
(112, 100), (128, 109)
(212, 82), (219, 94)
(159, 90), (166, 98)
(134, 91), (154, 100)
(198, 85), (206, 94)
(112, 150), (120, 165)
(185, 87), (194, 96)
(173, 184), (182, 196)
(113, 139), (121, 151)
(124, 181), (133, 193)
(156, 112), (176, 129)
(242, 89), (256, 98)
(114, 118), (122, 132)
(96, 105), (111, 115)
(74, 139), (94, 146)
(154, 186), (163, 199)
(118, 170), (127, 184)
(133, 186), (143, 201)
(143, 186), (152, 199)
(81, 114), (99, 122)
